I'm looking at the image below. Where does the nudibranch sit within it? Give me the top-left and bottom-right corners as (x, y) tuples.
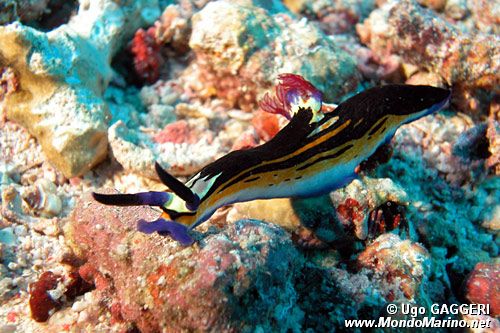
(93, 74), (451, 246)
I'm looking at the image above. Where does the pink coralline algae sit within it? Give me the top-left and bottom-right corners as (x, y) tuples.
(66, 192), (302, 332)
(464, 262), (499, 317)
(130, 27), (164, 84)
(153, 120), (198, 144)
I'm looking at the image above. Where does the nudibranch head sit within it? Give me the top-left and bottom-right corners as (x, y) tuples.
(389, 85), (451, 117)
(354, 84), (451, 123)
(259, 73), (323, 120)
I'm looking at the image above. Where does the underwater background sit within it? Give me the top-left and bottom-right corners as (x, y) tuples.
(0, 0), (498, 331)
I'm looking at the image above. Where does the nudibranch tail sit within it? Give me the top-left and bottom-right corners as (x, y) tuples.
(137, 217), (194, 246)
(92, 163), (197, 244)
(92, 191), (171, 207)
(259, 73), (323, 120)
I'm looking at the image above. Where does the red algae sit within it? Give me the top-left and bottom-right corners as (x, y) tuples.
(130, 27), (164, 84)
(29, 271), (62, 322)
(64, 271), (94, 301)
(336, 198), (364, 232)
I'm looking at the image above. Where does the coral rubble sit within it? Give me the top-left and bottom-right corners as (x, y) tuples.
(357, 233), (431, 301)
(357, 0), (499, 91)
(66, 192), (303, 332)
(188, 0), (359, 110)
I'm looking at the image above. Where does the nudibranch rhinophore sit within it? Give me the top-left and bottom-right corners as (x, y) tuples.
(93, 74), (451, 246)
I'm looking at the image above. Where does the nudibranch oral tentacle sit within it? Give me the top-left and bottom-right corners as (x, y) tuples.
(93, 74), (451, 246)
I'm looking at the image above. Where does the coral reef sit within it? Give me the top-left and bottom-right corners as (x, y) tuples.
(487, 96), (499, 174)
(108, 118), (222, 177)
(0, 0), (50, 25)
(226, 177), (409, 249)
(393, 112), (485, 185)
(331, 177), (409, 240)
(130, 27), (164, 84)
(0, 0), (498, 331)
(29, 271), (62, 322)
(375, 114), (498, 278)
(284, 0), (376, 34)
(0, 0), (79, 29)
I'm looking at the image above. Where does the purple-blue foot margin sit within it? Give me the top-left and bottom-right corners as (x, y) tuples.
(137, 218), (194, 246)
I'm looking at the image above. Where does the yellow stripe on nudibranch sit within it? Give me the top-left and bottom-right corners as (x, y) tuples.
(308, 116), (339, 138)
